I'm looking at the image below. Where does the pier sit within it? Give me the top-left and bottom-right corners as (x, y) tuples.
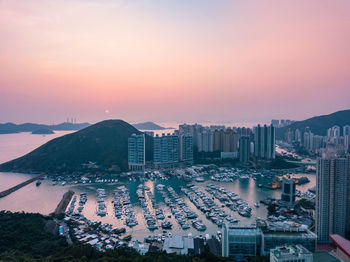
(0, 174), (45, 198)
(54, 190), (75, 214)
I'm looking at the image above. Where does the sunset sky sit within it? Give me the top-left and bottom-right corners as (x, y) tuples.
(1, 0), (350, 124)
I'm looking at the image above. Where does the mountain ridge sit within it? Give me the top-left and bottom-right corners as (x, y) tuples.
(276, 109), (350, 139)
(0, 119), (152, 174)
(0, 122), (90, 134)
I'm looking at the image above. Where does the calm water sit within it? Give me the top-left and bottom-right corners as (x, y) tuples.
(0, 131), (315, 241)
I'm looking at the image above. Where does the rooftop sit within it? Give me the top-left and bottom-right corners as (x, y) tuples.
(271, 245), (312, 259)
(329, 234), (350, 257)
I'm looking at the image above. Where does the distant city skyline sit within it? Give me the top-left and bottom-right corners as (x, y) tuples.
(1, 0), (350, 123)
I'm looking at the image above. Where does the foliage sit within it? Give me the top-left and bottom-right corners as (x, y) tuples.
(0, 211), (67, 258)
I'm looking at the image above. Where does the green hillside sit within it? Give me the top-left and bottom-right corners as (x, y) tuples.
(0, 120), (153, 174)
(276, 109), (350, 139)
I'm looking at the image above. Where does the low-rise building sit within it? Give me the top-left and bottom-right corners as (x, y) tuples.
(269, 245), (313, 262)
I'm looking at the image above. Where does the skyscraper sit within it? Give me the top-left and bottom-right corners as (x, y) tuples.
(128, 133), (145, 171)
(281, 177), (296, 206)
(253, 124), (275, 160)
(179, 135), (193, 162)
(239, 136), (250, 163)
(316, 156), (350, 243)
(153, 134), (179, 168)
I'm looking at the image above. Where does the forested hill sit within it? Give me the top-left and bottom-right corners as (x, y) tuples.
(0, 120), (153, 174)
(276, 109), (350, 139)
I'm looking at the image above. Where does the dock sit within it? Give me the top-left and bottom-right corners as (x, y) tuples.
(0, 174), (45, 198)
(54, 190), (75, 214)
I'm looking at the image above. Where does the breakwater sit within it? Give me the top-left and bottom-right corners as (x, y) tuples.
(54, 190), (75, 214)
(0, 174), (44, 198)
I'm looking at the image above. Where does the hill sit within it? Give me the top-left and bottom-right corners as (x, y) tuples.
(0, 120), (153, 174)
(0, 122), (90, 134)
(133, 121), (170, 130)
(276, 109), (350, 139)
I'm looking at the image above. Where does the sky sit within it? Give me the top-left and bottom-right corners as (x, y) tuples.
(1, 0), (350, 125)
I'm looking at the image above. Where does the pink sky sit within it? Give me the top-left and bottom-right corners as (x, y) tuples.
(1, 0), (350, 124)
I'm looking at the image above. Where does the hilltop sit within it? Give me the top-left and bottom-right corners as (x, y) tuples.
(0, 122), (90, 134)
(276, 109), (350, 139)
(0, 120), (152, 174)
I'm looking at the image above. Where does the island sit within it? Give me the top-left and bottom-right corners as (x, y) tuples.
(133, 121), (173, 130)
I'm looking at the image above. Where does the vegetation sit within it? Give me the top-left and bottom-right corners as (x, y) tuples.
(0, 211), (67, 259)
(0, 120), (153, 174)
(268, 156), (299, 170)
(0, 211), (263, 262)
(298, 198), (315, 210)
(276, 109), (350, 139)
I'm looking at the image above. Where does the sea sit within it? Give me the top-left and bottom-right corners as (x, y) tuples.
(0, 128), (315, 241)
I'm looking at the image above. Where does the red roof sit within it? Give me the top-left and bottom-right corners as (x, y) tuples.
(329, 234), (350, 257)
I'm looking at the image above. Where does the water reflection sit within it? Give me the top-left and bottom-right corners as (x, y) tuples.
(0, 172), (315, 241)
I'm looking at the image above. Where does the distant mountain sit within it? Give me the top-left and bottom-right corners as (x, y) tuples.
(276, 109), (350, 139)
(133, 121), (171, 130)
(32, 128), (54, 135)
(0, 120), (153, 174)
(0, 122), (90, 134)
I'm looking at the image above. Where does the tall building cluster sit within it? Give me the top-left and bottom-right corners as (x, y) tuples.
(128, 123), (277, 171)
(315, 154), (350, 243)
(128, 132), (194, 170)
(284, 125), (350, 154)
(271, 119), (295, 128)
(253, 124), (276, 160)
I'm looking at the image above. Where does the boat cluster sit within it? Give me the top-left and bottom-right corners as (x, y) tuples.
(137, 184), (159, 231)
(157, 184), (195, 231)
(77, 193), (87, 213)
(209, 167), (251, 182)
(295, 189), (315, 199)
(205, 184), (252, 218)
(96, 188), (107, 217)
(182, 184), (237, 228)
(118, 186), (137, 227)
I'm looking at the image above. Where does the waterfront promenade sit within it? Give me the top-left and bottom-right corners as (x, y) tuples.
(0, 174), (45, 198)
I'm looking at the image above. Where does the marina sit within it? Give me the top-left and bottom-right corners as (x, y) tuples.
(0, 168), (315, 242)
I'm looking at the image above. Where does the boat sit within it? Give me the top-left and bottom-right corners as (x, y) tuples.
(161, 220), (172, 229)
(123, 234), (132, 241)
(195, 177), (205, 182)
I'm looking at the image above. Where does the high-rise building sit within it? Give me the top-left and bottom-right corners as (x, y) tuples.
(281, 177), (296, 206)
(344, 125), (350, 136)
(197, 129), (214, 152)
(316, 156), (350, 243)
(254, 124), (275, 160)
(153, 134), (179, 168)
(179, 135), (193, 162)
(271, 120), (279, 127)
(128, 134), (145, 171)
(213, 129), (222, 151)
(239, 136), (250, 163)
(222, 129), (238, 152)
